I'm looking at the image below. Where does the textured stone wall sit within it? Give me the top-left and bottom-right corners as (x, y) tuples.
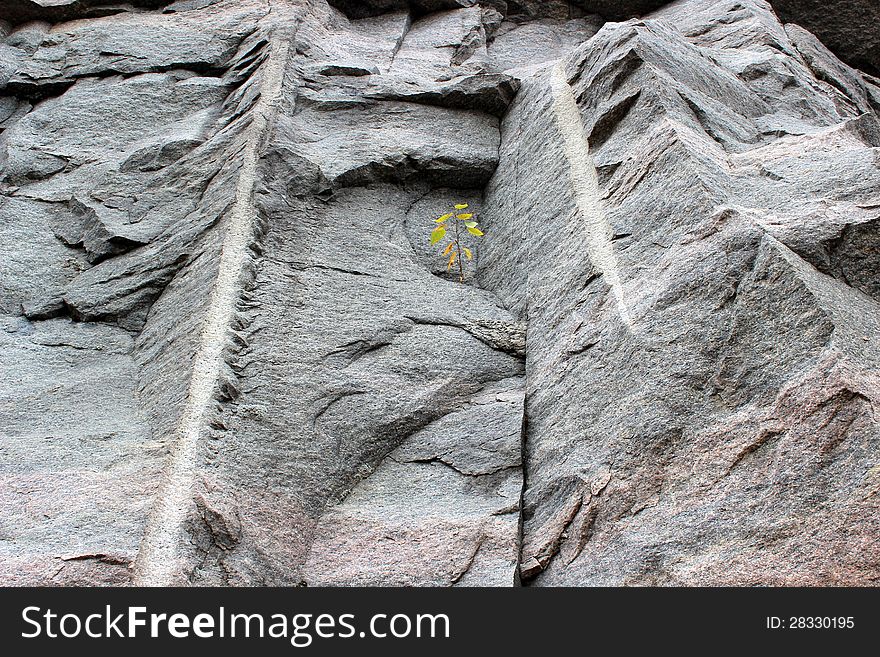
(1, 0), (878, 585)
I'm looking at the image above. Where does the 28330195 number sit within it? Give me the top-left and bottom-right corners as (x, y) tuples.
(788, 617), (854, 629)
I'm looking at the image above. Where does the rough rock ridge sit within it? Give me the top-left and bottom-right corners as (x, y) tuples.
(481, 0), (880, 585)
(0, 0), (878, 586)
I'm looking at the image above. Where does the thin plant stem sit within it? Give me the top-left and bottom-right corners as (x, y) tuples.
(453, 217), (465, 283)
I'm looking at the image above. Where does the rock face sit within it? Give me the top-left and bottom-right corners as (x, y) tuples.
(0, 0), (878, 586)
(482, 0), (880, 585)
(1, 0), (528, 587)
(771, 0), (880, 77)
(2, 1), (172, 25)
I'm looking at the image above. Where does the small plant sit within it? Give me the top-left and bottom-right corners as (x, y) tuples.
(429, 203), (484, 283)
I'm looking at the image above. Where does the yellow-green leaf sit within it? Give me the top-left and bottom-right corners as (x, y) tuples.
(430, 227), (447, 245)
(464, 247), (473, 260)
(467, 226), (484, 237)
(435, 213), (453, 223)
(464, 220), (478, 228)
(447, 251), (458, 270)
(442, 242), (455, 256)
(456, 213), (473, 220)
(454, 204), (469, 210)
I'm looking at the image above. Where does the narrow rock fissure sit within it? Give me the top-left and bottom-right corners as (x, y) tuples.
(513, 393), (529, 587)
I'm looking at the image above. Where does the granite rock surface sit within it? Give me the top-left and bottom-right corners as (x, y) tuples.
(1, 0), (877, 586)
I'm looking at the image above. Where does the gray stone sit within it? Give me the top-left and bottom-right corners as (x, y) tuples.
(2, 0), (879, 588)
(488, 17), (602, 74)
(0, 316), (162, 585)
(771, 0), (880, 76)
(507, 1), (664, 20)
(578, 0), (669, 19)
(388, 5), (493, 78)
(0, 197), (87, 315)
(282, 100), (501, 188)
(480, 0), (880, 585)
(162, 0), (223, 12)
(3, 5), (263, 98)
(328, 1), (480, 19)
(2, 1), (173, 25)
(366, 71), (520, 116)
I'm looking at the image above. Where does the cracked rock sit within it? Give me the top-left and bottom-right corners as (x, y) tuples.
(1, 0), (879, 588)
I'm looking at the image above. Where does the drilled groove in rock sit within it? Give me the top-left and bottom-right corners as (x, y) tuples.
(132, 35), (291, 587)
(548, 63), (632, 329)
